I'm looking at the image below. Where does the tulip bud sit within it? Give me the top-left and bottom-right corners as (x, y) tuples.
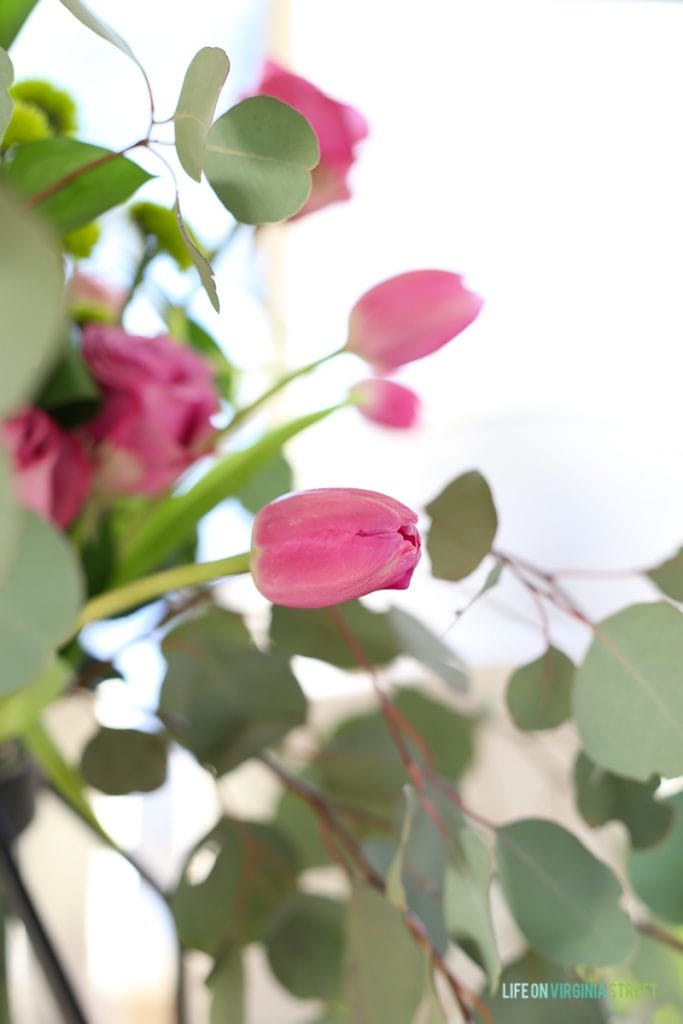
(251, 487), (421, 608)
(349, 379), (420, 429)
(346, 270), (483, 373)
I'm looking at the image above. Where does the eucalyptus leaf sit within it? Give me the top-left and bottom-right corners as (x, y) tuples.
(506, 647), (574, 731)
(159, 608), (306, 774)
(0, 182), (64, 416)
(574, 752), (673, 850)
(345, 884), (424, 1024)
(80, 727), (167, 795)
(265, 893), (344, 1000)
(0, 511), (83, 695)
(0, 0), (39, 48)
(0, 659), (70, 741)
(629, 792), (683, 923)
(388, 606), (468, 691)
(237, 453), (292, 514)
(0, 47), (13, 141)
(208, 948), (244, 1024)
(174, 197), (219, 311)
(482, 951), (609, 1023)
(273, 783), (330, 870)
(648, 547), (683, 602)
(495, 819), (635, 966)
(174, 47), (230, 182)
(426, 471), (498, 581)
(205, 96), (319, 224)
(57, 0), (140, 66)
(270, 600), (399, 669)
(445, 829), (501, 990)
(171, 817), (298, 953)
(574, 603), (683, 780)
(6, 138), (151, 233)
(0, 450), (17, 583)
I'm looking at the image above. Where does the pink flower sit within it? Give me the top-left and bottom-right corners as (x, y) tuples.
(251, 487), (421, 608)
(346, 270), (483, 372)
(2, 408), (91, 528)
(66, 272), (126, 323)
(350, 379), (420, 429)
(81, 325), (220, 496)
(254, 60), (368, 217)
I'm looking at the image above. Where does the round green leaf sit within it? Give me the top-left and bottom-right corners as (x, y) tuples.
(574, 603), (683, 780)
(482, 951), (609, 1023)
(0, 510), (83, 695)
(205, 96), (319, 224)
(0, 47), (13, 142)
(648, 547), (683, 602)
(80, 727), (167, 795)
(270, 599), (399, 669)
(426, 470), (498, 581)
(506, 647), (574, 731)
(629, 792), (683, 923)
(174, 47), (230, 182)
(0, 182), (64, 416)
(445, 830), (501, 990)
(495, 819), (635, 966)
(266, 893), (344, 1000)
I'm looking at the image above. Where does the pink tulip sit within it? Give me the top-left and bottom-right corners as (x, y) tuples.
(350, 379), (420, 429)
(346, 270), (483, 372)
(254, 60), (368, 217)
(66, 272), (126, 323)
(81, 325), (219, 496)
(251, 487), (421, 608)
(2, 408), (91, 527)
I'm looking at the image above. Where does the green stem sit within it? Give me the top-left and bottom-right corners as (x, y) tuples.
(222, 346), (346, 440)
(74, 551), (251, 631)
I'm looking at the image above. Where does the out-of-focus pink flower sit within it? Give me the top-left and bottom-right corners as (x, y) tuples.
(254, 60), (368, 217)
(66, 272), (126, 324)
(346, 270), (483, 372)
(81, 325), (219, 496)
(2, 408), (91, 528)
(251, 487), (421, 608)
(350, 379), (420, 429)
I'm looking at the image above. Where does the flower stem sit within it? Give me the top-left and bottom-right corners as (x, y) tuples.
(74, 551), (251, 631)
(222, 345), (347, 440)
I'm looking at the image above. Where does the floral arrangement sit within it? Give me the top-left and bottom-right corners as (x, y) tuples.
(1, 2), (683, 1022)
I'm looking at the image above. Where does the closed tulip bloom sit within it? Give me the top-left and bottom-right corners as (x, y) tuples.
(251, 488), (421, 608)
(350, 379), (420, 429)
(346, 270), (483, 373)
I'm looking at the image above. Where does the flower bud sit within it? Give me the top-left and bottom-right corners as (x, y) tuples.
(349, 379), (420, 429)
(346, 270), (483, 373)
(251, 487), (421, 608)
(66, 272), (125, 324)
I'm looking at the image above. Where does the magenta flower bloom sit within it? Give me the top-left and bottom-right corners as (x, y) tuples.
(346, 270), (483, 373)
(2, 408), (91, 528)
(251, 488), (421, 608)
(350, 379), (420, 429)
(254, 60), (368, 217)
(81, 325), (219, 496)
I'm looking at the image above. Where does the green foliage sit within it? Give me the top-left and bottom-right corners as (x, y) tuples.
(6, 138), (152, 233)
(574, 752), (673, 849)
(11, 79), (77, 134)
(0, 511), (83, 695)
(388, 606), (468, 691)
(648, 547), (683, 602)
(207, 948), (244, 1024)
(445, 828), (501, 989)
(265, 892), (345, 1000)
(0, 659), (70, 741)
(57, 0), (140, 67)
(0, 48), (14, 142)
(173, 197), (219, 310)
(426, 470), (498, 581)
(0, 0), (39, 49)
(63, 220), (100, 258)
(495, 819), (635, 966)
(237, 452), (292, 514)
(171, 816), (299, 954)
(482, 951), (609, 1022)
(0, 182), (64, 417)
(1, 96), (50, 147)
(174, 47), (230, 182)
(37, 341), (101, 426)
(80, 727), (168, 795)
(345, 883), (424, 1024)
(270, 600), (399, 669)
(0, 449), (17, 583)
(159, 607), (306, 774)
(629, 792), (683, 923)
(574, 603), (683, 780)
(205, 96), (320, 223)
(129, 201), (192, 270)
(506, 647), (574, 730)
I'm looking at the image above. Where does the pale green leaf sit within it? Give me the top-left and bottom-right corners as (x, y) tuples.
(270, 600), (399, 669)
(391, 791), (449, 953)
(0, 658), (70, 741)
(57, 0), (140, 66)
(208, 948), (244, 1024)
(0, 182), (64, 416)
(574, 752), (673, 849)
(0, 47), (13, 142)
(574, 603), (683, 780)
(648, 547), (683, 602)
(482, 950), (609, 1023)
(426, 471), (498, 581)
(388, 606), (468, 691)
(345, 884), (424, 1024)
(495, 819), (635, 966)
(445, 829), (501, 989)
(205, 96), (319, 224)
(174, 47), (230, 182)
(173, 197), (219, 311)
(265, 893), (344, 1000)
(0, 511), (83, 694)
(629, 791), (683, 923)
(506, 647), (574, 731)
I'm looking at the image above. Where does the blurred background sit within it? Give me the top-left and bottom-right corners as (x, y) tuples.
(7, 0), (683, 1020)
